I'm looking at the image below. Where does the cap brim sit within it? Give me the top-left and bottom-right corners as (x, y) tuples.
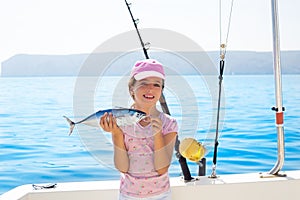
(134, 71), (165, 80)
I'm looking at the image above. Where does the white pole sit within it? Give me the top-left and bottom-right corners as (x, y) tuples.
(268, 0), (285, 175)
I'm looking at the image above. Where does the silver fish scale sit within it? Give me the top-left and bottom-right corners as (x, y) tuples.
(114, 110), (144, 126)
(116, 115), (137, 126)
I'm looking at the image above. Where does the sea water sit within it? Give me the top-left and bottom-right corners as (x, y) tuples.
(0, 75), (299, 195)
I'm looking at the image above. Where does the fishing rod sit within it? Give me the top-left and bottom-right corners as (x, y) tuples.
(124, 0), (193, 181)
(124, 0), (149, 59)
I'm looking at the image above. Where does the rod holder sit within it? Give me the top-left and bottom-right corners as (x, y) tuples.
(198, 157), (206, 176)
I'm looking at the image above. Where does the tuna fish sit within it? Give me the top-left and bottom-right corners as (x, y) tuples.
(64, 108), (147, 135)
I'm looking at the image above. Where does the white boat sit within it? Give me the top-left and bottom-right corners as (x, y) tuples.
(1, 0), (300, 199)
(0, 170), (300, 200)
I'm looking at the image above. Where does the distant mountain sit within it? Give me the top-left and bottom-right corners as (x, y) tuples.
(1, 51), (300, 77)
(1, 54), (88, 77)
(216, 51), (300, 75)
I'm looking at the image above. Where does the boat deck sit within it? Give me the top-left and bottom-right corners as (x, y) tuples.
(1, 170), (300, 200)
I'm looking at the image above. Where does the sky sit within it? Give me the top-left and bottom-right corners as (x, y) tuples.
(0, 0), (299, 64)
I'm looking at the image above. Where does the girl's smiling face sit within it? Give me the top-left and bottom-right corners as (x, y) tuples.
(131, 77), (163, 107)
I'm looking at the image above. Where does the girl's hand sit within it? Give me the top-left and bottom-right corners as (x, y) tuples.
(99, 112), (122, 135)
(150, 116), (163, 135)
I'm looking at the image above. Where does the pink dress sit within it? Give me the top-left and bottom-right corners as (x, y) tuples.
(119, 112), (178, 198)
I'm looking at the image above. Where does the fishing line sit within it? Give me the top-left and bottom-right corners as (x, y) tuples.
(210, 0), (234, 178)
(219, 0), (234, 59)
(124, 0), (193, 181)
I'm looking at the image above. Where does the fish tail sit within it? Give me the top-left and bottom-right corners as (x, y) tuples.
(63, 116), (76, 136)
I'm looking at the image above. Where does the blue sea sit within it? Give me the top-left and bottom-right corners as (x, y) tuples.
(0, 75), (299, 195)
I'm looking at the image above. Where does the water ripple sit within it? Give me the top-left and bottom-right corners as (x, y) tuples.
(1, 75), (300, 195)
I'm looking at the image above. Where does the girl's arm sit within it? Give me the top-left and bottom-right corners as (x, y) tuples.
(100, 113), (129, 173)
(152, 117), (177, 175)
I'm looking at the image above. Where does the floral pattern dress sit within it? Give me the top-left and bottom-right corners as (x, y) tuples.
(119, 112), (178, 198)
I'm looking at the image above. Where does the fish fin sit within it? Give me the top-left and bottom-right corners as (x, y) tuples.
(63, 116), (75, 136)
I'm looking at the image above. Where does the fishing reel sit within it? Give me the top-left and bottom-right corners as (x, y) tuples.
(179, 138), (206, 162)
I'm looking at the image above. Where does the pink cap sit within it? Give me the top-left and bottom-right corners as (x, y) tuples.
(130, 59), (165, 80)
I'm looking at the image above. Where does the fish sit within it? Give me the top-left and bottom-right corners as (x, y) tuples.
(63, 108), (147, 135)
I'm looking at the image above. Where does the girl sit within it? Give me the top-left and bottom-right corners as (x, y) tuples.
(100, 59), (178, 199)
